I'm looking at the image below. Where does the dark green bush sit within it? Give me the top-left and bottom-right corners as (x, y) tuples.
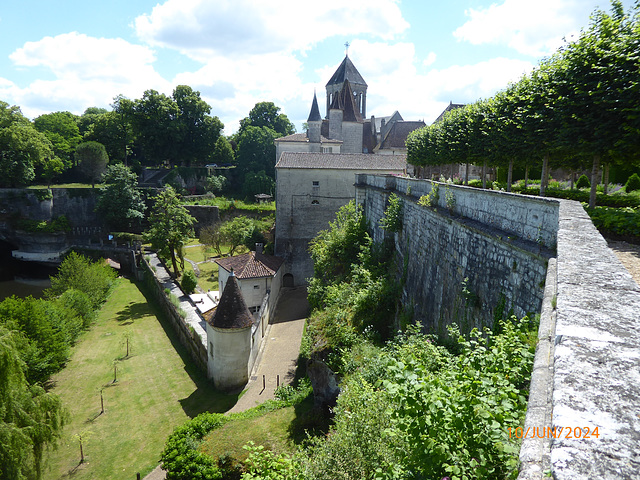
(161, 413), (227, 480)
(586, 206), (640, 238)
(181, 270), (198, 294)
(625, 173), (640, 193)
(576, 174), (591, 189)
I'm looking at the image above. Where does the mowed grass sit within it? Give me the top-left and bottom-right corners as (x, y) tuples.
(44, 277), (238, 480)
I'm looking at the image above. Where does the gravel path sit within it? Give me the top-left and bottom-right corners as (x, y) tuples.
(608, 240), (640, 285)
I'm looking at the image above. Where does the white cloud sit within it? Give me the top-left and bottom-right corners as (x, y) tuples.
(453, 0), (592, 56)
(134, 0), (409, 60)
(6, 32), (170, 117)
(423, 52), (437, 67)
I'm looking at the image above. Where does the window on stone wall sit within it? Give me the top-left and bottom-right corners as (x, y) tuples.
(253, 285), (259, 289)
(312, 181), (319, 186)
(312, 200), (320, 205)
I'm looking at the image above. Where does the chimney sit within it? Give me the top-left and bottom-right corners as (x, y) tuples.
(255, 243), (263, 254)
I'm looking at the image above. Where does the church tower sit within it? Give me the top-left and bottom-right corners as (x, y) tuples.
(325, 55), (367, 119)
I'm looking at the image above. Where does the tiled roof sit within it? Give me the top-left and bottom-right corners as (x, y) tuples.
(275, 152), (407, 170)
(326, 55), (367, 87)
(209, 274), (253, 329)
(380, 121), (426, 149)
(216, 251), (284, 279)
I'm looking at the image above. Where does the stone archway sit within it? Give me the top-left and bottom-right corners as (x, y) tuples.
(283, 273), (294, 287)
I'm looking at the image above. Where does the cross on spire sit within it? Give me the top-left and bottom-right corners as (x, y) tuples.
(345, 41), (350, 56)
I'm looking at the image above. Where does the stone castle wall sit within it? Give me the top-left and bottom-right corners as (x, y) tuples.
(356, 175), (555, 334)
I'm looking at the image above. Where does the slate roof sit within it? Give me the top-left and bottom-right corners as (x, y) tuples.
(434, 102), (466, 124)
(275, 132), (338, 144)
(379, 121), (426, 149)
(307, 92), (322, 122)
(216, 251), (284, 279)
(275, 152), (406, 170)
(209, 274), (253, 329)
(326, 55), (367, 88)
(329, 80), (362, 123)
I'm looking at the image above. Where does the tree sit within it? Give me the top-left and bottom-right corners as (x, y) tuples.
(0, 102), (56, 187)
(95, 164), (146, 230)
(242, 170), (275, 198)
(173, 85), (223, 166)
(239, 101), (295, 137)
(218, 216), (255, 256)
(0, 325), (65, 479)
(212, 136), (235, 165)
(33, 111), (82, 168)
(76, 141), (108, 187)
(144, 186), (196, 275)
(200, 223), (224, 257)
(235, 126), (278, 178)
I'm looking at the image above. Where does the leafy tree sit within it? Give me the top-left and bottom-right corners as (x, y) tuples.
(144, 186), (195, 275)
(173, 85), (223, 166)
(200, 223), (224, 257)
(0, 325), (65, 480)
(47, 251), (117, 308)
(40, 157), (65, 187)
(218, 216), (255, 256)
(76, 141), (108, 187)
(239, 101), (295, 137)
(235, 126), (278, 178)
(625, 173), (640, 193)
(212, 136), (235, 165)
(33, 111), (82, 168)
(242, 170), (275, 198)
(76, 107), (108, 136)
(0, 102), (56, 187)
(95, 164), (146, 230)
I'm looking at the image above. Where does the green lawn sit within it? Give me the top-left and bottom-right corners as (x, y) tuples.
(44, 277), (238, 480)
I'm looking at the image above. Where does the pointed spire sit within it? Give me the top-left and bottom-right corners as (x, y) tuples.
(307, 90), (321, 122)
(211, 275), (253, 329)
(330, 79), (362, 123)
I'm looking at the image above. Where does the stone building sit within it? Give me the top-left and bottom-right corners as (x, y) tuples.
(274, 152), (406, 284)
(274, 55), (425, 158)
(273, 54), (423, 285)
(215, 246), (284, 316)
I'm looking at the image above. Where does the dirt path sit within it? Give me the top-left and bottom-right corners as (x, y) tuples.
(608, 240), (640, 286)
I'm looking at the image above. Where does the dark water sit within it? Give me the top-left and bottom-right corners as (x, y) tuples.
(0, 245), (55, 300)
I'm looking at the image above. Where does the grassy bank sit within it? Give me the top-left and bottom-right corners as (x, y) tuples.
(44, 277), (237, 479)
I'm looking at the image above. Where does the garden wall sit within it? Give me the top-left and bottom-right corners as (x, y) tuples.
(141, 255), (208, 373)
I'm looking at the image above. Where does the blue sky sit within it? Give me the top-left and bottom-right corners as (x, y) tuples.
(0, 0), (633, 134)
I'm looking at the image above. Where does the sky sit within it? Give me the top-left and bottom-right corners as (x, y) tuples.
(0, 0), (633, 134)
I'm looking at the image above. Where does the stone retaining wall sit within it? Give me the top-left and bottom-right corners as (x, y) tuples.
(356, 174), (640, 478)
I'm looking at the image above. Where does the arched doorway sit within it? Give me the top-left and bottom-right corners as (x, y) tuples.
(283, 273), (294, 287)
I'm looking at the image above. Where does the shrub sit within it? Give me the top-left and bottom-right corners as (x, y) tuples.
(161, 413), (227, 480)
(625, 173), (640, 193)
(181, 270), (198, 294)
(576, 174), (591, 189)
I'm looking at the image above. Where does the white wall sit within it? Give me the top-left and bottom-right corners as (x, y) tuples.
(207, 323), (252, 391)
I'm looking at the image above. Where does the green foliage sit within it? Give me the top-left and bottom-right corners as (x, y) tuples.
(243, 170), (275, 198)
(239, 102), (296, 137)
(586, 205), (640, 237)
(242, 442), (299, 480)
(181, 270), (198, 295)
(205, 174), (228, 194)
(0, 325), (66, 480)
(218, 216), (256, 256)
(32, 189), (53, 202)
(160, 413), (228, 480)
(33, 111), (82, 168)
(417, 183), (439, 207)
(96, 164), (146, 229)
(625, 173), (640, 193)
(576, 174), (591, 189)
(0, 103), (56, 187)
(445, 185), (456, 212)
(76, 141), (108, 187)
(56, 288), (95, 329)
(47, 251), (117, 308)
(14, 215), (70, 233)
(145, 186), (196, 275)
(379, 193), (403, 233)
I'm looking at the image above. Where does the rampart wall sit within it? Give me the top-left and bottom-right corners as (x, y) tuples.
(355, 174), (640, 479)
